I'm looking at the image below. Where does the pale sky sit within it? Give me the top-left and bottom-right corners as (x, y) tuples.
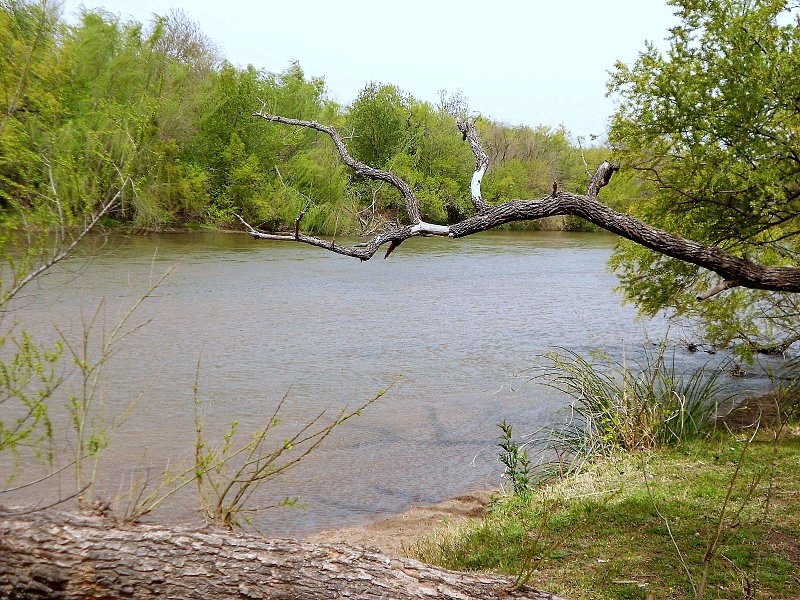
(58, 0), (677, 141)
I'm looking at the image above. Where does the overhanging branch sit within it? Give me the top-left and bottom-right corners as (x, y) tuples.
(244, 114), (800, 295)
(254, 112), (422, 224)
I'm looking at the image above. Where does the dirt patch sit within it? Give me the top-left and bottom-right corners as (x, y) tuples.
(767, 530), (800, 568)
(306, 491), (494, 557)
(716, 389), (798, 431)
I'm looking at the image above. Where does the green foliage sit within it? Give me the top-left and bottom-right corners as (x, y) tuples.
(186, 61), (342, 228)
(539, 343), (728, 468)
(497, 420), (532, 497)
(57, 9), (219, 226)
(346, 82), (409, 168)
(344, 85), (456, 225)
(0, 3), (613, 236)
(0, 331), (61, 471)
(608, 0), (800, 357)
(0, 3), (221, 228)
(0, 0), (62, 209)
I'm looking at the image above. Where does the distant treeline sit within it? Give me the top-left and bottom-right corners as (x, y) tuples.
(1, 3), (639, 234)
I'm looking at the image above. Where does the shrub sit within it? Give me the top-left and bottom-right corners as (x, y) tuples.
(538, 342), (729, 469)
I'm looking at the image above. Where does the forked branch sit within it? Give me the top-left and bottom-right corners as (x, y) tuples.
(244, 113), (800, 296)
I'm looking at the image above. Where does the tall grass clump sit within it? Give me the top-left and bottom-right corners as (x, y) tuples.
(773, 354), (800, 424)
(539, 342), (730, 468)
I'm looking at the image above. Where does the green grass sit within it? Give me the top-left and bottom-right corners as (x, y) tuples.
(412, 434), (800, 599)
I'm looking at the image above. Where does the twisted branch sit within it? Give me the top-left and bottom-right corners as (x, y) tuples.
(254, 112), (421, 224)
(457, 117), (491, 213)
(243, 114), (800, 297)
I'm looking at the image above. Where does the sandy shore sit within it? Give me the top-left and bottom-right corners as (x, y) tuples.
(306, 490), (495, 557)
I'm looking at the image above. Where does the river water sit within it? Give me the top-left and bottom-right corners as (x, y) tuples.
(0, 231), (766, 536)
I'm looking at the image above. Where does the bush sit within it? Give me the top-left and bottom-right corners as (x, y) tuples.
(538, 343), (730, 469)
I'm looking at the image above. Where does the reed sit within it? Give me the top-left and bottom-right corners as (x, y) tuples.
(538, 342), (729, 470)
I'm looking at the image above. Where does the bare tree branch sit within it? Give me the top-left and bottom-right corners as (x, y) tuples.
(447, 191), (800, 294)
(0, 461), (75, 494)
(456, 117), (491, 213)
(253, 112), (422, 224)
(5, 176), (128, 302)
(245, 114), (800, 295)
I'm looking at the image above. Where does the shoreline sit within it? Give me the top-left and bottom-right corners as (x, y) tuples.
(305, 391), (797, 557)
(305, 490), (495, 557)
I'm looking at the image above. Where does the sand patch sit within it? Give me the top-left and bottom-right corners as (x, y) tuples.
(307, 491), (494, 556)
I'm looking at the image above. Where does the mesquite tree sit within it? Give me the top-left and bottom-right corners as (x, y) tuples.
(608, 0), (800, 357)
(241, 1), (800, 359)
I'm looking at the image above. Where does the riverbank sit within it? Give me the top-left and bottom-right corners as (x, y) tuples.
(308, 491), (495, 556)
(309, 393), (800, 599)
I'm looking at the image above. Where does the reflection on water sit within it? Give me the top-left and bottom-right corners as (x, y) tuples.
(0, 231), (769, 536)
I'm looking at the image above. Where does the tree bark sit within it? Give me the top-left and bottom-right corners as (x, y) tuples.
(0, 510), (565, 600)
(246, 113), (800, 299)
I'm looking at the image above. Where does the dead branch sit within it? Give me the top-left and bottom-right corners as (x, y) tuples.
(254, 112), (422, 224)
(456, 117), (491, 213)
(246, 114), (800, 295)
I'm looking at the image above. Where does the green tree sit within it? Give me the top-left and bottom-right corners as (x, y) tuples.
(187, 61), (338, 227)
(0, 0), (62, 210)
(384, 99), (473, 224)
(346, 82), (409, 169)
(53, 9), (218, 226)
(608, 0), (800, 357)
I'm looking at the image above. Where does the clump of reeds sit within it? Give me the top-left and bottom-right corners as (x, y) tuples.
(538, 342), (729, 470)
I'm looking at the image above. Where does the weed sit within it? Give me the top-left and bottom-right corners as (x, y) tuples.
(193, 377), (390, 531)
(57, 266), (173, 499)
(497, 420), (532, 497)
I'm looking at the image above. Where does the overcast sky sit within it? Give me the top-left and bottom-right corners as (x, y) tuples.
(58, 0), (677, 141)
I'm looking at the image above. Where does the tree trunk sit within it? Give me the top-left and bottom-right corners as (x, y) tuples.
(0, 510), (565, 599)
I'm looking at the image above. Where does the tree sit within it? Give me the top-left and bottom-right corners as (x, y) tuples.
(241, 2), (800, 359)
(54, 9), (219, 227)
(0, 0), (62, 210)
(346, 82), (410, 169)
(607, 0), (800, 356)
(241, 112), (800, 290)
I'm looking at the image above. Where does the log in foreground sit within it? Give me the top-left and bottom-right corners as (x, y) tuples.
(0, 510), (565, 599)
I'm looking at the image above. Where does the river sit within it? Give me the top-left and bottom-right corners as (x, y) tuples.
(0, 231), (766, 537)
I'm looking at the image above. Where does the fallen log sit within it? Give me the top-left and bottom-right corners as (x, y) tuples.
(0, 510), (565, 599)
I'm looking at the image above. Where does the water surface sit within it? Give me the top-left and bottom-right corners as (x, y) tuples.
(2, 231), (760, 536)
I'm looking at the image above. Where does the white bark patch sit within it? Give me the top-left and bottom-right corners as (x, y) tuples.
(411, 222), (450, 235)
(471, 166), (486, 203)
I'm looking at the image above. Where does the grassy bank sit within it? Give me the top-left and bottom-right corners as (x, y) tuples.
(412, 431), (800, 599)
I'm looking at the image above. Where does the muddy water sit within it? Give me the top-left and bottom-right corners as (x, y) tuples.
(1, 231), (756, 536)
